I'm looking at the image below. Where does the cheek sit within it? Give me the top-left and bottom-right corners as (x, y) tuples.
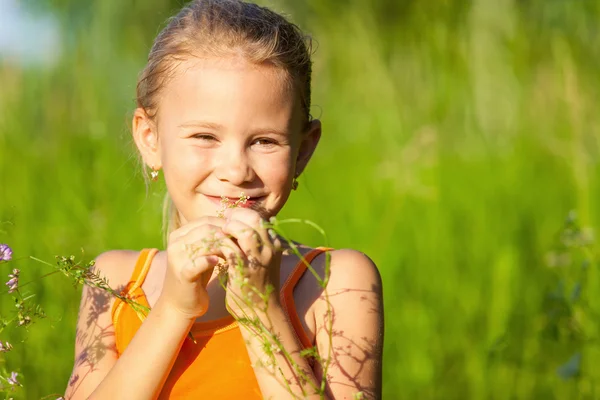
(161, 142), (211, 183)
(254, 150), (295, 185)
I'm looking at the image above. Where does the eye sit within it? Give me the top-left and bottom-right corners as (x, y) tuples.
(252, 138), (278, 147)
(191, 133), (217, 141)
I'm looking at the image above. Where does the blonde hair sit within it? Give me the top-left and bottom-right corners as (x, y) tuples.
(135, 0), (313, 239)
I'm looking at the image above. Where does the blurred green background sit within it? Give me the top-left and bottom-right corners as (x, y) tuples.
(1, 0), (600, 398)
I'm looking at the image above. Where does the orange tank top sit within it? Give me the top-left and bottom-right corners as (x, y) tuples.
(110, 248), (330, 399)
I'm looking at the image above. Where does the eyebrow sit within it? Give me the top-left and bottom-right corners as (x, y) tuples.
(251, 128), (289, 137)
(178, 121), (225, 130)
(178, 120), (289, 136)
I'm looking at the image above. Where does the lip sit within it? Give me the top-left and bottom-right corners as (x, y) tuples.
(204, 194), (264, 209)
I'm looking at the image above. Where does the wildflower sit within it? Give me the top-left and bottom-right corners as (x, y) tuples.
(216, 192), (249, 218)
(6, 372), (19, 386)
(0, 244), (12, 262)
(5, 269), (19, 293)
(0, 341), (13, 352)
(216, 260), (228, 277)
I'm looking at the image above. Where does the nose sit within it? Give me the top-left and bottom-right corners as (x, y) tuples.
(214, 145), (255, 186)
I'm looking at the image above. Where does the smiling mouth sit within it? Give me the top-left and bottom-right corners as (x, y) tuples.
(204, 194), (270, 219)
(204, 194), (264, 209)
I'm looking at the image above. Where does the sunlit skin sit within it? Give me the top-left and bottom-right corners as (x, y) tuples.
(65, 55), (383, 400)
(135, 56), (316, 222)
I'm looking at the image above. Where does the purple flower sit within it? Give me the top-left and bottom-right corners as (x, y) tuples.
(0, 341), (13, 353)
(5, 269), (19, 293)
(0, 244), (12, 262)
(7, 371), (19, 386)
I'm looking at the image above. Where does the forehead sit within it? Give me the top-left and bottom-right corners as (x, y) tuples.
(157, 56), (300, 131)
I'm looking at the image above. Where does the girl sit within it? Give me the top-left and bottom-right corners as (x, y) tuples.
(65, 0), (383, 398)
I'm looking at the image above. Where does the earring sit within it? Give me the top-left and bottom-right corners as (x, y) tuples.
(292, 176), (299, 190)
(150, 166), (160, 181)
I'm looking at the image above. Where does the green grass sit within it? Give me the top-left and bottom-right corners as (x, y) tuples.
(1, 0), (600, 398)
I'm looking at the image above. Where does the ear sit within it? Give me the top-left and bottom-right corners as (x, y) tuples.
(132, 108), (161, 170)
(295, 119), (322, 177)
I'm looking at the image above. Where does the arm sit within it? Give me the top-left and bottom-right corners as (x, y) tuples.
(220, 209), (327, 398)
(219, 209), (383, 398)
(66, 218), (226, 399)
(313, 249), (384, 399)
(64, 251), (197, 400)
(237, 301), (326, 399)
(234, 249), (383, 400)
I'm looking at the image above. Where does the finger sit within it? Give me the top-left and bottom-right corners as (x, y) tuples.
(225, 208), (273, 253)
(180, 253), (220, 282)
(179, 224), (228, 255)
(169, 216), (227, 242)
(270, 232), (282, 253)
(224, 208), (261, 227)
(222, 219), (263, 263)
(180, 234), (241, 282)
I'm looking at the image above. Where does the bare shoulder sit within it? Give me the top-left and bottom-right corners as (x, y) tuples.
(92, 249), (143, 290)
(289, 247), (382, 307)
(326, 248), (382, 292)
(312, 248), (384, 399)
(64, 249), (142, 399)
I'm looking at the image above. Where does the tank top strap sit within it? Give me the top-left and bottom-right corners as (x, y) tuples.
(127, 248), (159, 292)
(280, 247), (333, 350)
(111, 248), (159, 345)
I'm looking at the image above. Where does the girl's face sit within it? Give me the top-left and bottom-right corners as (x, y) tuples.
(134, 57), (320, 223)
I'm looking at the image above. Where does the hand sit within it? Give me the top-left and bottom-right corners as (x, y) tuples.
(220, 208), (282, 316)
(160, 216), (237, 320)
